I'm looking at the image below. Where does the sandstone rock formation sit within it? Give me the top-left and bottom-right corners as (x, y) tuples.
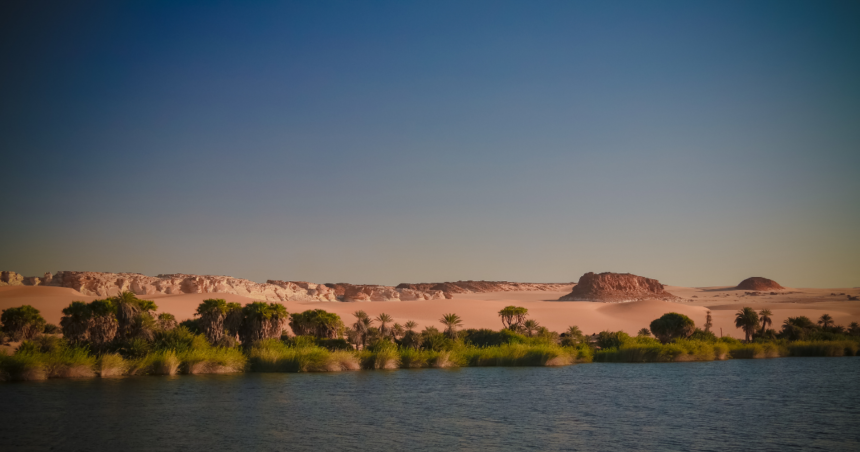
(0, 270), (446, 302)
(0, 271), (25, 286)
(396, 281), (573, 299)
(558, 272), (676, 302)
(735, 277), (784, 291)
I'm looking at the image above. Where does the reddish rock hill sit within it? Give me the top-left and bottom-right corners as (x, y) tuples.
(735, 277), (784, 291)
(558, 272), (676, 302)
(396, 281), (573, 299)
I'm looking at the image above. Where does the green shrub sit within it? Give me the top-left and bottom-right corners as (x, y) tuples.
(463, 329), (528, 347)
(178, 319), (202, 334)
(596, 331), (630, 349)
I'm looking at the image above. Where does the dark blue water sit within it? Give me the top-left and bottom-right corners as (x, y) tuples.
(1, 358), (858, 451)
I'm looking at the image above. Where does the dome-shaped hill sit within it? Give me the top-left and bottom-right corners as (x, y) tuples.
(735, 277), (784, 291)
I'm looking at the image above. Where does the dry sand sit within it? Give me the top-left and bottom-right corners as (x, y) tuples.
(2, 285), (859, 340)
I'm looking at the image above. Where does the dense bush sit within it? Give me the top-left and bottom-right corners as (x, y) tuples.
(1, 305), (47, 341)
(649, 313), (695, 343)
(462, 328), (528, 347)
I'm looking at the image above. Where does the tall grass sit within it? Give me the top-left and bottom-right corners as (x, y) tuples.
(396, 348), (457, 369)
(247, 339), (359, 372)
(43, 346), (97, 378)
(595, 339), (732, 363)
(728, 342), (784, 359)
(787, 340), (859, 357)
(179, 347), (247, 374)
(458, 343), (574, 367)
(129, 350), (180, 376)
(96, 353), (127, 377)
(360, 343), (401, 370)
(0, 352), (47, 381)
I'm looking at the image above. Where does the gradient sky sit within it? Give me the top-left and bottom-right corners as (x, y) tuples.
(2, 1), (859, 288)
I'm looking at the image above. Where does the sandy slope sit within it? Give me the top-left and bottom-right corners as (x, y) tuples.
(2, 286), (859, 340)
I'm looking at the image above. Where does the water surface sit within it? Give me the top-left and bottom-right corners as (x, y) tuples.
(2, 358), (858, 451)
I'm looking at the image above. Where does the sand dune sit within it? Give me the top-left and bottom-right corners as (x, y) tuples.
(2, 286), (859, 340)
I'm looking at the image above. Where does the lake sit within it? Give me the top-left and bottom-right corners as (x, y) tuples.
(1, 358), (858, 451)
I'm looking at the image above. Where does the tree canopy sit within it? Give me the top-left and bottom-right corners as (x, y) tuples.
(498, 306), (528, 330)
(649, 313), (695, 343)
(1, 305), (47, 341)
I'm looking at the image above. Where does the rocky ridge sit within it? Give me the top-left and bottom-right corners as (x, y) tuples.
(0, 271), (445, 302)
(735, 277), (784, 291)
(396, 281), (573, 299)
(558, 272), (676, 302)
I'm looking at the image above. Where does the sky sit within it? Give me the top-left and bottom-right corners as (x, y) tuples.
(1, 1), (859, 288)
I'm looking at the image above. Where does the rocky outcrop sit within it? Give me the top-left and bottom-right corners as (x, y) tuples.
(0, 270), (445, 302)
(735, 277), (784, 291)
(337, 284), (445, 302)
(396, 281), (573, 299)
(559, 272), (676, 302)
(0, 271), (25, 286)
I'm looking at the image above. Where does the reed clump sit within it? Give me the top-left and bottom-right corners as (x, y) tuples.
(786, 340), (859, 357)
(0, 338), (97, 380)
(360, 343), (401, 370)
(595, 338), (740, 363)
(458, 343), (574, 367)
(727, 342), (784, 359)
(96, 353), (127, 377)
(0, 352), (47, 381)
(247, 339), (359, 372)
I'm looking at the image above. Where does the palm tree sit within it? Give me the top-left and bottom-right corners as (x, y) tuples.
(847, 322), (860, 337)
(196, 298), (228, 343)
(391, 323), (404, 340)
(818, 313), (834, 331)
(239, 302), (289, 344)
(376, 313), (393, 338)
(352, 311), (373, 349)
(111, 291), (158, 340)
(782, 316), (815, 340)
(60, 301), (92, 343)
(157, 313), (177, 331)
(439, 313), (463, 339)
(758, 309), (773, 335)
(735, 307), (760, 342)
(704, 310), (713, 333)
(523, 319), (540, 337)
(404, 320), (418, 332)
(87, 299), (118, 347)
(566, 326), (583, 338)
(112, 291), (141, 339)
(224, 302), (243, 340)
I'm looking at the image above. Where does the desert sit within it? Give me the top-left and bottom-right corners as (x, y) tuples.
(3, 270), (858, 342)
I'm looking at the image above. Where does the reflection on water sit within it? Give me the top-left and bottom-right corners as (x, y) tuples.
(1, 358), (859, 451)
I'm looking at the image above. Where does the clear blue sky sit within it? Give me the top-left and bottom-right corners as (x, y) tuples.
(2, 1), (858, 287)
